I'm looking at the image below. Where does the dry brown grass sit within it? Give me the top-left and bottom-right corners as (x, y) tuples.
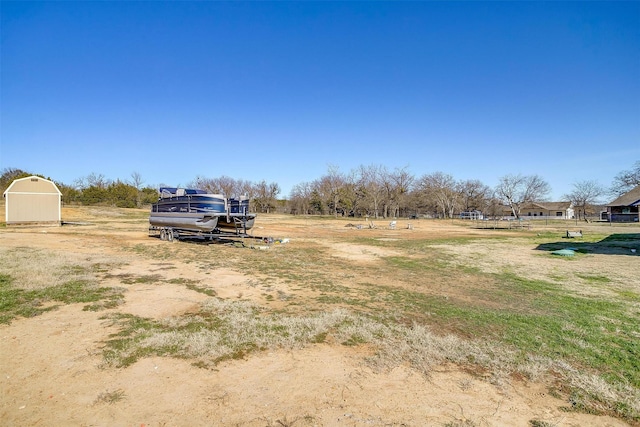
(0, 246), (126, 291)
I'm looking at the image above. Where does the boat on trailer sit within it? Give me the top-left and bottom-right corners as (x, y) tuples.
(149, 188), (256, 240)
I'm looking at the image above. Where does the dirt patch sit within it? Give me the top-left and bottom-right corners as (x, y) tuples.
(319, 241), (401, 262)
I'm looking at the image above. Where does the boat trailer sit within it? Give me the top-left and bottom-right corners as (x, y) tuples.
(148, 225), (274, 247)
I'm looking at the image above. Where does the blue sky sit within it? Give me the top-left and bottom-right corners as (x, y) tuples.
(2, 1), (639, 200)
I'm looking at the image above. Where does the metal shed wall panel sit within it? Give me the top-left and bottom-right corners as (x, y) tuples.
(3, 176), (62, 225)
(6, 193), (61, 223)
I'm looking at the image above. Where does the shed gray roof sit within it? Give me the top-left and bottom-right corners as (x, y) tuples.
(607, 185), (640, 207)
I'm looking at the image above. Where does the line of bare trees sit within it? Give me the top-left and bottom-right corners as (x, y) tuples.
(288, 164), (548, 219)
(288, 161), (640, 220)
(2, 160), (638, 218)
(189, 175), (281, 213)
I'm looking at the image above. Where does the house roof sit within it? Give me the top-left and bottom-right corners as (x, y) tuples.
(534, 201), (572, 211)
(517, 201), (572, 211)
(607, 185), (640, 207)
(500, 201), (572, 213)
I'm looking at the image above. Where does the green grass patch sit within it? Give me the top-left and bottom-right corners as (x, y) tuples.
(615, 290), (640, 302)
(388, 272), (639, 389)
(167, 277), (198, 285)
(185, 283), (217, 296)
(576, 274), (611, 283)
(0, 274), (124, 324)
(119, 274), (164, 284)
(529, 421), (555, 427)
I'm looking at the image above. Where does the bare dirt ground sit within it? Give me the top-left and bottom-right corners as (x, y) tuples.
(1, 208), (638, 426)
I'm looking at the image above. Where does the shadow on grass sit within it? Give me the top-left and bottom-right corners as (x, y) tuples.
(536, 233), (640, 256)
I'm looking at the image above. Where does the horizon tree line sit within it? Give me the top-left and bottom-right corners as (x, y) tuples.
(1, 160), (638, 219)
(0, 168), (282, 213)
(289, 165), (522, 219)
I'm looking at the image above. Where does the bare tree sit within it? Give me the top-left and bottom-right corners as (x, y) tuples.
(319, 165), (346, 217)
(218, 175), (240, 197)
(189, 175), (208, 191)
(289, 182), (314, 215)
(357, 164), (387, 219)
(129, 172), (144, 189)
(495, 174), (551, 219)
(379, 169), (395, 218)
(389, 166), (414, 218)
(611, 161), (640, 196)
(74, 172), (109, 190)
(339, 170), (359, 217)
(129, 172), (144, 208)
(308, 180), (326, 214)
(252, 180), (280, 213)
(484, 194), (504, 220)
(191, 175), (240, 196)
(459, 179), (491, 212)
(417, 172), (461, 218)
(564, 180), (605, 222)
(235, 179), (254, 198)
(86, 172), (110, 188)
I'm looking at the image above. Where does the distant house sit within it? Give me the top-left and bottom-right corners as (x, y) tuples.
(606, 185), (640, 223)
(503, 202), (574, 219)
(459, 210), (484, 220)
(3, 176), (62, 226)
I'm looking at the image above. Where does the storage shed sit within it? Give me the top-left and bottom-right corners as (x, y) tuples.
(3, 176), (62, 225)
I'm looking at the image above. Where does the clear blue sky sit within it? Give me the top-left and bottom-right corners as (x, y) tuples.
(2, 1), (639, 200)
